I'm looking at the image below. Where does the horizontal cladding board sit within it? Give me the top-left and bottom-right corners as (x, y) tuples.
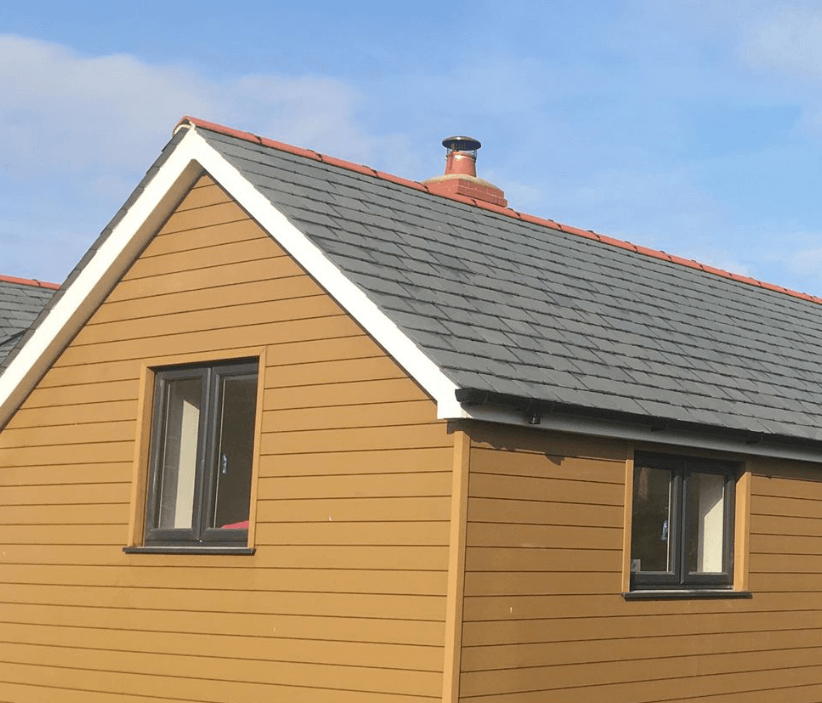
(458, 667), (822, 703)
(0, 420), (135, 449)
(254, 521), (450, 547)
(0, 544), (449, 571)
(0, 647), (442, 698)
(749, 552), (822, 573)
(0, 463), (131, 487)
(0, 682), (193, 703)
(462, 609), (822, 645)
(0, 621), (443, 671)
(466, 523), (622, 551)
(74, 294), (342, 346)
(63, 315), (358, 364)
(90, 274), (321, 325)
(7, 400), (138, 428)
(171, 182), (234, 212)
(0, 680), (437, 703)
(259, 424), (452, 454)
(469, 473), (624, 506)
(23, 379), (138, 408)
(752, 533), (822, 555)
(150, 199), (250, 236)
(256, 495), (451, 522)
(0, 583), (446, 620)
(753, 515), (822, 538)
(38, 359), (140, 387)
(0, 503), (127, 525)
(467, 497), (623, 528)
(751, 474), (822, 500)
(752, 495), (822, 519)
(463, 571), (619, 596)
(105, 257), (305, 303)
(264, 356), (408, 389)
(460, 627), (822, 671)
(468, 427), (627, 462)
(464, 546), (622, 573)
(0, 564), (447, 596)
(461, 591), (822, 621)
(262, 400), (438, 433)
(256, 472), (452, 500)
(0, 602), (445, 644)
(258, 447), (453, 477)
(470, 447), (625, 482)
(0, 442), (135, 468)
(748, 572), (822, 592)
(124, 237), (283, 281)
(263, 379), (430, 409)
(0, 524), (127, 545)
(142, 218), (265, 259)
(459, 647), (822, 697)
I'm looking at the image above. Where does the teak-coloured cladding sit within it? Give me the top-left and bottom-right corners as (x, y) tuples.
(3, 176), (822, 703)
(0, 177), (454, 701)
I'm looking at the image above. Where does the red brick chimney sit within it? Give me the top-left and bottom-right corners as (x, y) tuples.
(422, 136), (507, 207)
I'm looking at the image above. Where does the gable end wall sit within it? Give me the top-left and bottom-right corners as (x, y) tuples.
(0, 175), (454, 702)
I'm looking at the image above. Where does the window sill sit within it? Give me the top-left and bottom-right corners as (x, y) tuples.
(623, 589), (752, 601)
(123, 546), (255, 555)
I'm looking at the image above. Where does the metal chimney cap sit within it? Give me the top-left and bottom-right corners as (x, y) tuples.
(442, 136), (481, 153)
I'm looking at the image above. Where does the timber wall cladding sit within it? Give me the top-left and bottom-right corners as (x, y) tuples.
(0, 175), (453, 703)
(460, 427), (822, 703)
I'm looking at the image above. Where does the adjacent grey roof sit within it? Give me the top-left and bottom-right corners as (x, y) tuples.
(0, 280), (55, 368)
(199, 126), (822, 444)
(0, 128), (187, 376)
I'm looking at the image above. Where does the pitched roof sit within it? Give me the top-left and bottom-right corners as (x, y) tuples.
(195, 121), (822, 445)
(0, 276), (58, 367)
(2, 117), (821, 459)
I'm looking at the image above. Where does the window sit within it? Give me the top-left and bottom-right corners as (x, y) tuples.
(143, 359), (258, 549)
(630, 453), (736, 590)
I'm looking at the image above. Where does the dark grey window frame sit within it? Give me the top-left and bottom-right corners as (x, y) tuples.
(143, 359), (258, 550)
(631, 452), (736, 592)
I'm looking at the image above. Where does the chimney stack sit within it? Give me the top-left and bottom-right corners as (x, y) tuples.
(422, 136), (507, 207)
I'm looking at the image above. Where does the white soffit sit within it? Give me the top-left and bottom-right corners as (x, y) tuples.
(0, 126), (465, 427)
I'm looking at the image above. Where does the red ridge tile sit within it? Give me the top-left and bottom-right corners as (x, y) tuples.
(0, 275), (60, 290)
(182, 115), (822, 308)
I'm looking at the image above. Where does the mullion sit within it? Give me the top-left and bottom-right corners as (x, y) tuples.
(671, 468), (685, 586)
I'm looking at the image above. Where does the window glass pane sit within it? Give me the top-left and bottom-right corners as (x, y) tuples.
(685, 472), (726, 574)
(631, 466), (672, 573)
(211, 373), (257, 529)
(156, 378), (202, 529)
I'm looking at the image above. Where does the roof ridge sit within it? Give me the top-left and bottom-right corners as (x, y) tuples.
(0, 274), (60, 290)
(177, 115), (822, 308)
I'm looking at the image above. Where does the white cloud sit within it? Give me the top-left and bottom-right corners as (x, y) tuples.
(0, 34), (376, 178)
(0, 34), (381, 281)
(739, 4), (822, 80)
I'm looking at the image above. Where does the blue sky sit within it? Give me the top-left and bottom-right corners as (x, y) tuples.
(3, 1), (822, 297)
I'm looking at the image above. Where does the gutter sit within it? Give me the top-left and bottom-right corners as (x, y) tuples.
(454, 387), (822, 459)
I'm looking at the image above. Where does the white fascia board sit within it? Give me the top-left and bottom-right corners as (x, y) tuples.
(459, 402), (822, 464)
(0, 130), (206, 428)
(186, 130), (464, 419)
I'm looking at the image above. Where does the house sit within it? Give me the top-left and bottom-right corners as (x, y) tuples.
(0, 116), (821, 702)
(0, 275), (58, 367)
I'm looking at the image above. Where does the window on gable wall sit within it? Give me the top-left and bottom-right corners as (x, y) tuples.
(143, 359), (258, 549)
(630, 453), (736, 590)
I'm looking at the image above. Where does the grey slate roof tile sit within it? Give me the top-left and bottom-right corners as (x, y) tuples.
(188, 127), (822, 444)
(0, 280), (56, 368)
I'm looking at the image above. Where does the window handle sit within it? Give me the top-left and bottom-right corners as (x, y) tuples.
(221, 454), (228, 475)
